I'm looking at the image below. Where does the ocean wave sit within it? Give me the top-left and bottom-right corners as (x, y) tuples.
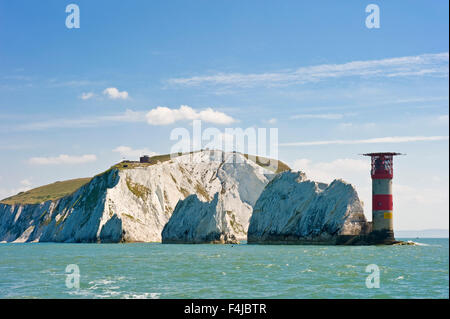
(406, 241), (432, 246)
(123, 292), (161, 299)
(301, 269), (315, 273)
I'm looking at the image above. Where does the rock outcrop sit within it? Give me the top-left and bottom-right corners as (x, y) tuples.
(247, 171), (370, 244)
(162, 193), (241, 244)
(161, 152), (274, 244)
(0, 150), (276, 243)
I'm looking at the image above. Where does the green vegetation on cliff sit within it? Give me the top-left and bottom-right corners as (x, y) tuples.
(112, 151), (290, 174)
(243, 154), (290, 174)
(0, 178), (92, 205)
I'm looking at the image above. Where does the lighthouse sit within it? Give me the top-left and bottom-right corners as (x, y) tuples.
(363, 152), (403, 244)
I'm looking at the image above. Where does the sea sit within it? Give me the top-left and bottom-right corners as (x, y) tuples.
(0, 238), (448, 299)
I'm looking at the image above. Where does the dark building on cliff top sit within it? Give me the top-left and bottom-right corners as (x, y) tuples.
(140, 155), (151, 163)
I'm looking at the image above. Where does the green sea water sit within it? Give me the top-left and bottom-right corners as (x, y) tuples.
(0, 238), (448, 299)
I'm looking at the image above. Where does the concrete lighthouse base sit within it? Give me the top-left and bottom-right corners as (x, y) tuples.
(335, 224), (404, 245)
(365, 229), (398, 245)
(336, 232), (403, 245)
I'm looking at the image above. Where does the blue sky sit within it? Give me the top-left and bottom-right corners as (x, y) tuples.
(0, 0), (448, 230)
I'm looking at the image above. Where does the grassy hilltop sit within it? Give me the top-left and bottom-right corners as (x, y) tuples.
(0, 178), (92, 205)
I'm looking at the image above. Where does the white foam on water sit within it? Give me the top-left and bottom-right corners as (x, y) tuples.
(407, 241), (431, 246)
(123, 292), (161, 299)
(301, 269), (315, 273)
(88, 279), (115, 287)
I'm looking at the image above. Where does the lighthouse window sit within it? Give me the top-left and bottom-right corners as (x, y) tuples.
(384, 157), (393, 174)
(372, 157), (382, 175)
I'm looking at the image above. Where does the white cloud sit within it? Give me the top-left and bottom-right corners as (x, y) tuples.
(292, 158), (368, 184)
(28, 154), (97, 165)
(18, 118), (100, 131)
(267, 118), (277, 124)
(102, 109), (145, 122)
(337, 122), (376, 130)
(14, 109), (146, 131)
(0, 189), (9, 200)
(167, 52), (449, 88)
(394, 182), (449, 230)
(438, 114), (449, 123)
(48, 79), (102, 88)
(391, 96), (449, 104)
(396, 184), (449, 206)
(113, 146), (158, 159)
(103, 87), (129, 100)
(0, 178), (33, 199)
(146, 105), (236, 125)
(20, 179), (32, 188)
(9, 105), (235, 132)
(290, 113), (344, 120)
(292, 158), (372, 217)
(80, 92), (95, 100)
(280, 135), (449, 147)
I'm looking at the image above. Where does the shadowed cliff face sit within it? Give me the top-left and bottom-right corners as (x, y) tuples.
(247, 171), (369, 244)
(161, 192), (245, 244)
(0, 169), (121, 243)
(0, 151), (275, 243)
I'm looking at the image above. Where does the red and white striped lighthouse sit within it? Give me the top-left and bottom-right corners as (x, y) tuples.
(363, 152), (403, 243)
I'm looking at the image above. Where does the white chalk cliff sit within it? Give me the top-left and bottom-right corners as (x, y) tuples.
(0, 150), (275, 243)
(161, 152), (275, 244)
(161, 193), (239, 244)
(247, 171), (369, 244)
